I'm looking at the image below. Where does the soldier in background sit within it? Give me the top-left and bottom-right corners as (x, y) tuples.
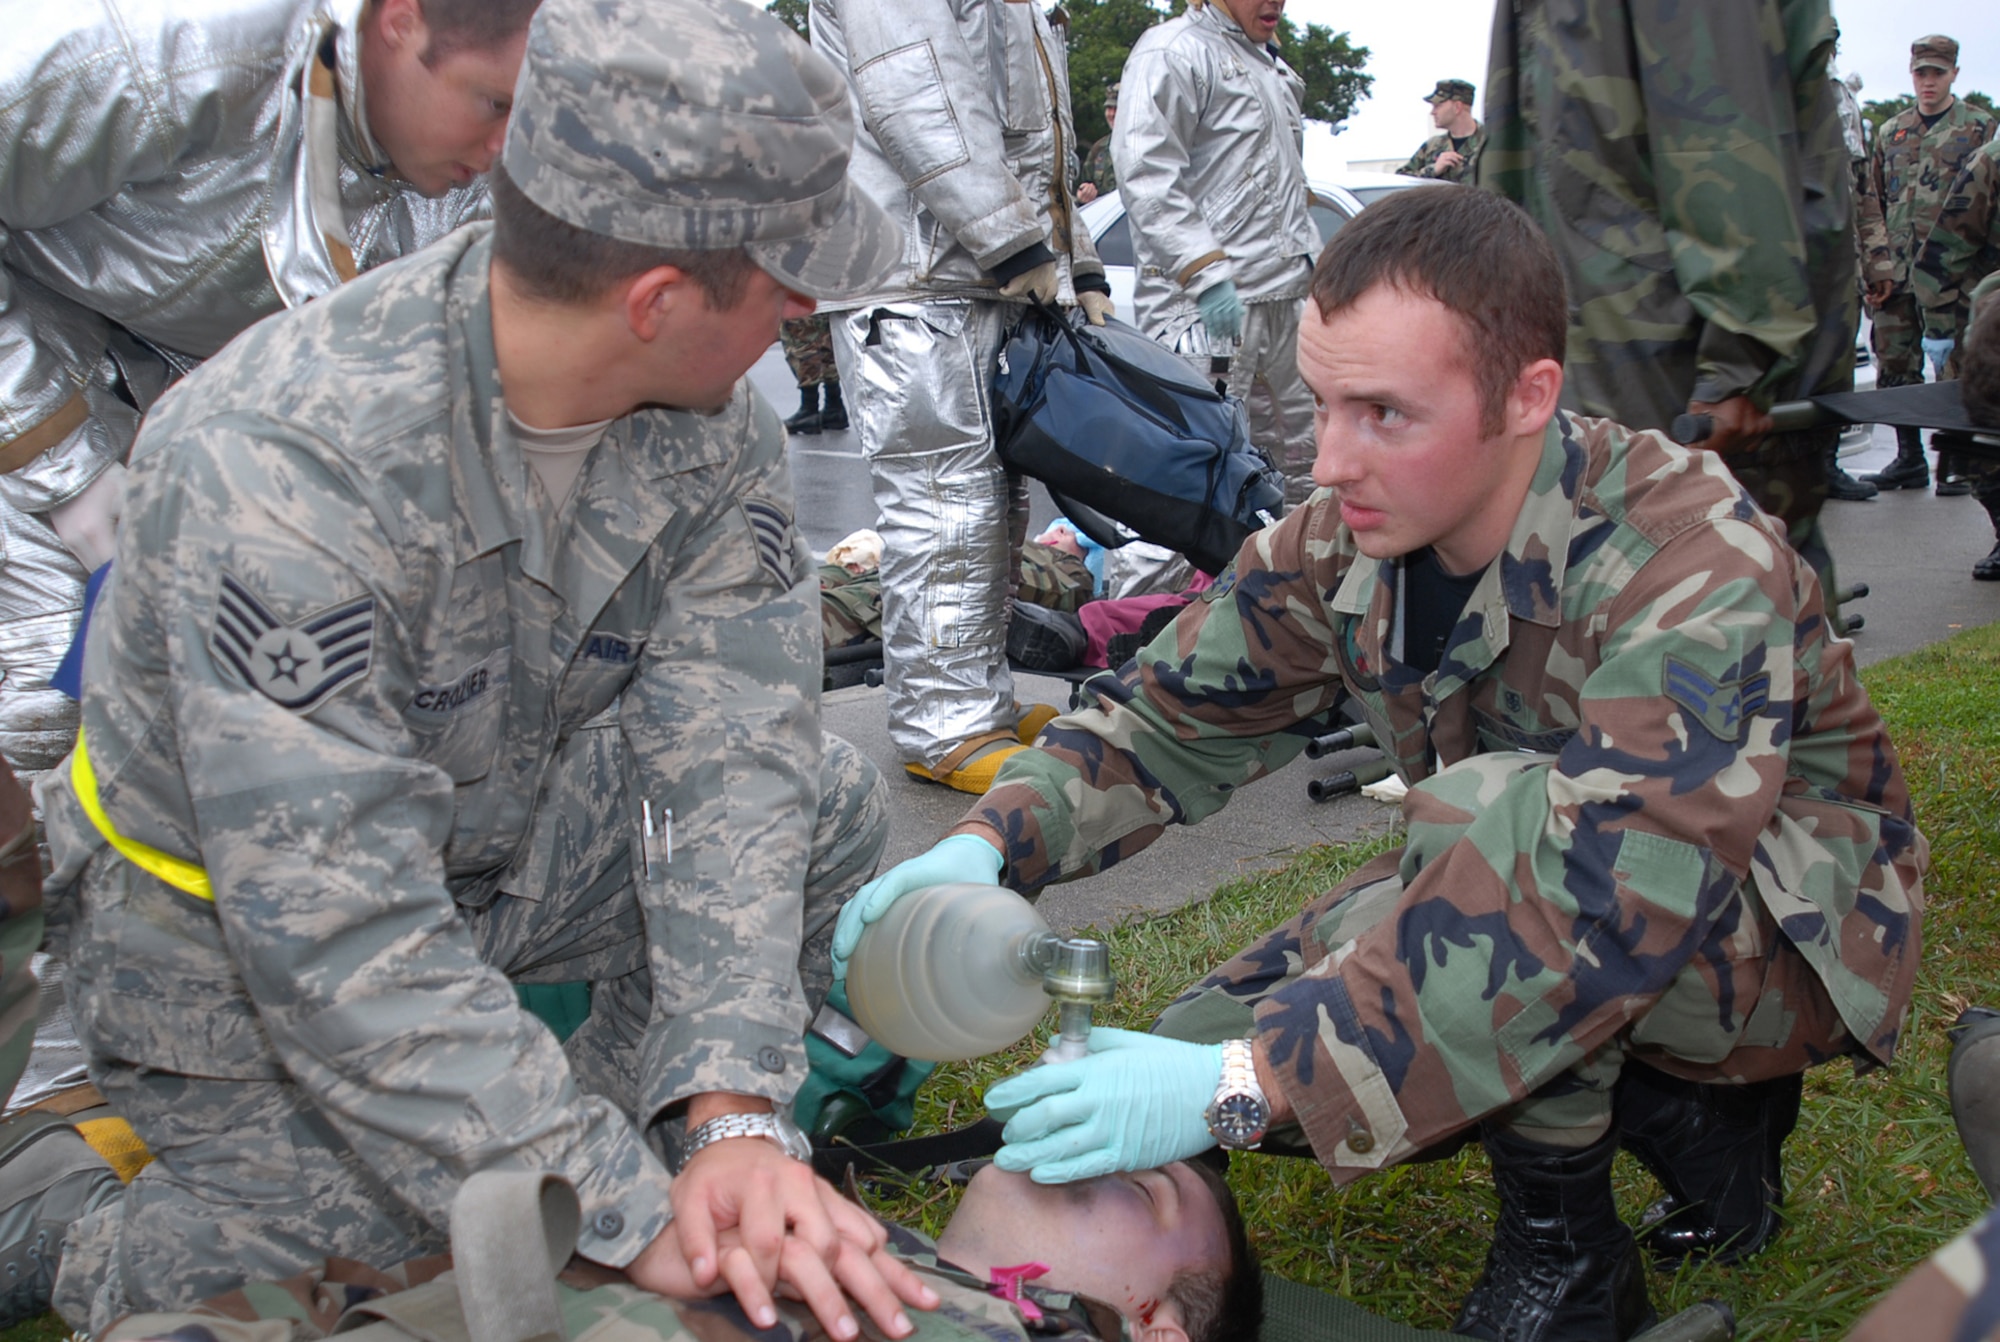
(1115, 0), (1321, 503)
(1863, 34), (1995, 494)
(0, 0), (543, 787)
(1396, 79), (1485, 184)
(1916, 181), (2000, 577)
(20, 1), (936, 1334)
(778, 315), (847, 437)
(1077, 84), (1120, 205)
(839, 188), (1925, 1342)
(1831, 61), (1889, 501)
(1481, 0), (1863, 622)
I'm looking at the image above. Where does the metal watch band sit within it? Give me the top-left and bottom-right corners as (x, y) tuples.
(681, 1111), (811, 1167)
(1206, 1037), (1271, 1150)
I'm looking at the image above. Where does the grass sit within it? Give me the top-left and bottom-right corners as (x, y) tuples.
(10, 623), (1998, 1341)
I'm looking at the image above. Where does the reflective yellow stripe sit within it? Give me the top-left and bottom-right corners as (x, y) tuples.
(70, 729), (213, 901)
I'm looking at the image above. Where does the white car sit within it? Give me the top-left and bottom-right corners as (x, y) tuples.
(1078, 173), (1445, 318)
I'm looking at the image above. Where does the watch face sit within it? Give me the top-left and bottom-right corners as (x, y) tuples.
(1211, 1094), (1267, 1147)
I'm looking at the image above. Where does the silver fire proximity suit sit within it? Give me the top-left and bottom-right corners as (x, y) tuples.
(812, 0), (1107, 772)
(1114, 2), (1321, 502)
(0, 0), (485, 781)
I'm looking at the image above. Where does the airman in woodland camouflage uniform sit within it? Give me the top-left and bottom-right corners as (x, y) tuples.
(22, 2), (944, 1337)
(778, 314), (846, 436)
(1080, 85), (1120, 200)
(844, 188), (1925, 1342)
(1481, 0), (1865, 601)
(96, 1155), (1259, 1342)
(1916, 139), (2000, 367)
(1396, 79), (1485, 184)
(1862, 34), (1995, 492)
(1919, 195), (2000, 577)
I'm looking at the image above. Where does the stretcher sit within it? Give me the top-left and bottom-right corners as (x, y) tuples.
(1671, 379), (1998, 457)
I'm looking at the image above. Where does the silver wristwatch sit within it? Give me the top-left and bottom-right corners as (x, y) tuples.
(680, 1110), (813, 1169)
(1203, 1038), (1270, 1150)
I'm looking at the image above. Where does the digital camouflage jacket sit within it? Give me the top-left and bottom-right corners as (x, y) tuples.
(961, 413), (1924, 1168)
(38, 225), (825, 1269)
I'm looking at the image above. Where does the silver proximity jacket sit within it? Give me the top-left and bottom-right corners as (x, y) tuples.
(0, 0), (482, 780)
(0, 0), (485, 514)
(811, 0), (1104, 306)
(1114, 4), (1319, 327)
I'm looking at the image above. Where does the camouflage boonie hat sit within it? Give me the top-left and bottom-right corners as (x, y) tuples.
(502, 0), (900, 302)
(1911, 35), (1959, 72)
(1424, 78), (1476, 105)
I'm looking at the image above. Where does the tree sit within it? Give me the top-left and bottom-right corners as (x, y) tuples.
(1274, 17), (1371, 129)
(766, 0), (808, 40)
(1063, 0), (1173, 144)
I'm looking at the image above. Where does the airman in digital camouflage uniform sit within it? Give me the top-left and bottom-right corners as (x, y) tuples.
(841, 188), (1926, 1342)
(21, 1), (944, 1337)
(1395, 79), (1485, 184)
(1862, 34), (1995, 493)
(95, 1161), (1260, 1342)
(1481, 0), (1865, 605)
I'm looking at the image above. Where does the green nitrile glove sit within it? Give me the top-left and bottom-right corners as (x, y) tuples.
(829, 833), (1004, 983)
(1195, 279), (1245, 344)
(985, 1027), (1222, 1182)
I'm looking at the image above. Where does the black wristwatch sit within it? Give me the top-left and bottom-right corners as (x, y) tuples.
(1203, 1038), (1270, 1150)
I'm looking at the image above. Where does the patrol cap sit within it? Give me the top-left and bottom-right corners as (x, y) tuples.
(1105, 81), (1120, 110)
(1911, 35), (1959, 72)
(1425, 78), (1476, 105)
(501, 0), (900, 303)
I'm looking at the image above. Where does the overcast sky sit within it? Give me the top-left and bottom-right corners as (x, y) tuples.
(1288, 0), (2000, 174)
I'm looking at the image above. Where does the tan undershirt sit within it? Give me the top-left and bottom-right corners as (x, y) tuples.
(507, 409), (613, 515)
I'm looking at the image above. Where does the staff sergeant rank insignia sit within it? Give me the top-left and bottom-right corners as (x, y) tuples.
(211, 572), (376, 712)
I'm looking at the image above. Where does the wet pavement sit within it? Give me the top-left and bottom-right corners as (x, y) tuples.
(749, 345), (2000, 933)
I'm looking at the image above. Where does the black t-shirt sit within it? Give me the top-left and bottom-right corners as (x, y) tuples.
(1920, 108), (1947, 131)
(1400, 547), (1487, 677)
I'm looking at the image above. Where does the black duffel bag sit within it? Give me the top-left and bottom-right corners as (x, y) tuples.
(992, 300), (1285, 575)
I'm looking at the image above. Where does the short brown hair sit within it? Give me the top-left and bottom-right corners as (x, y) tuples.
(490, 164), (758, 309)
(1309, 186), (1569, 435)
(413, 0), (542, 63)
(1966, 298), (2000, 430)
(1164, 1160), (1263, 1342)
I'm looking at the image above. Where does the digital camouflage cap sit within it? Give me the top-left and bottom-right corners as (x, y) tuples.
(501, 0), (900, 302)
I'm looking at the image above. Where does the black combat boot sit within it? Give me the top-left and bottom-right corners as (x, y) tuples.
(1949, 1008), (2000, 1199)
(1616, 1063), (1800, 1266)
(1452, 1127), (1655, 1342)
(784, 385), (822, 436)
(819, 380), (849, 432)
(1975, 542), (2000, 581)
(1824, 443), (1877, 501)
(1862, 426), (1930, 490)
